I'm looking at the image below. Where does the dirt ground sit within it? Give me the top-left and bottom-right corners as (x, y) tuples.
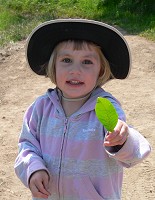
(0, 33), (155, 200)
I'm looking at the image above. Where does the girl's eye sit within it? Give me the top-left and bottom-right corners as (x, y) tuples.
(62, 58), (72, 63)
(82, 60), (93, 64)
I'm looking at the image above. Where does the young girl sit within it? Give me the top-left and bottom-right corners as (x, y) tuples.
(15, 19), (151, 200)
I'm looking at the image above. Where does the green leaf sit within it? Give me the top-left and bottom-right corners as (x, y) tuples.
(95, 97), (118, 132)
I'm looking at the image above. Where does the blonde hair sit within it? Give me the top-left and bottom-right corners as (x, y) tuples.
(46, 40), (113, 86)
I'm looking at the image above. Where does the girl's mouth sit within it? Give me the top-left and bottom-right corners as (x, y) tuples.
(66, 80), (84, 85)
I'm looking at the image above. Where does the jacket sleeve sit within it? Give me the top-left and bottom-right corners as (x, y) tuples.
(105, 127), (151, 168)
(14, 100), (49, 187)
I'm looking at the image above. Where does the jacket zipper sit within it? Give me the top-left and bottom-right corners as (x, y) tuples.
(58, 118), (68, 200)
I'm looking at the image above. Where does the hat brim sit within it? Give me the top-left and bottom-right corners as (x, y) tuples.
(26, 19), (131, 79)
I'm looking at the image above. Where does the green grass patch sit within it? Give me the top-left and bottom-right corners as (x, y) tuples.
(96, 0), (155, 40)
(0, 0), (155, 46)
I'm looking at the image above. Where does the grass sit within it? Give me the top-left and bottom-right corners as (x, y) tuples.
(96, 0), (155, 40)
(0, 0), (155, 46)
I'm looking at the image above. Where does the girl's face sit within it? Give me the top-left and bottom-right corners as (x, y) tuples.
(55, 42), (101, 99)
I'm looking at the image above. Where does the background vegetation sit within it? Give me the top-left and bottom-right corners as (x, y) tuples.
(0, 0), (155, 46)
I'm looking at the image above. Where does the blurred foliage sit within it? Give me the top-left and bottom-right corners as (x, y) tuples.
(0, 0), (155, 46)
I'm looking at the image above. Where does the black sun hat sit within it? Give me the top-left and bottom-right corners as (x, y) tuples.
(26, 18), (131, 79)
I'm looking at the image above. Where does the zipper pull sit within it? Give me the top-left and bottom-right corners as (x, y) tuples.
(64, 118), (68, 133)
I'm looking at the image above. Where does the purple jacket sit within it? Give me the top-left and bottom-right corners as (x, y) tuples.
(14, 87), (151, 200)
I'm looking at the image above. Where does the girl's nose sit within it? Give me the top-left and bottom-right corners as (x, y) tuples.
(69, 62), (81, 74)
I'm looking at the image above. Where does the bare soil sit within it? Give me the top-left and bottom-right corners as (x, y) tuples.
(0, 34), (155, 200)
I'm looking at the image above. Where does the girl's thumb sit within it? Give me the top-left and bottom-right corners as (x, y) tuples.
(43, 174), (50, 192)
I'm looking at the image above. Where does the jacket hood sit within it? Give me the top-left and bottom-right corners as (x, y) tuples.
(46, 87), (120, 116)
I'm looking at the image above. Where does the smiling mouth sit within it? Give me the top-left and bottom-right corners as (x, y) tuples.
(66, 80), (84, 85)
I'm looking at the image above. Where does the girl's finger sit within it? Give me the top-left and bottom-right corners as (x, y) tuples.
(30, 184), (49, 199)
(104, 129), (128, 146)
(105, 120), (124, 140)
(42, 177), (51, 194)
(36, 181), (51, 196)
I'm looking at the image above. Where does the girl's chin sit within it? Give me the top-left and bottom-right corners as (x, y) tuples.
(62, 92), (91, 99)
(60, 88), (93, 99)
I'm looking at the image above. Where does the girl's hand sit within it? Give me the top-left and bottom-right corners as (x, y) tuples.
(104, 119), (129, 146)
(29, 170), (51, 199)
